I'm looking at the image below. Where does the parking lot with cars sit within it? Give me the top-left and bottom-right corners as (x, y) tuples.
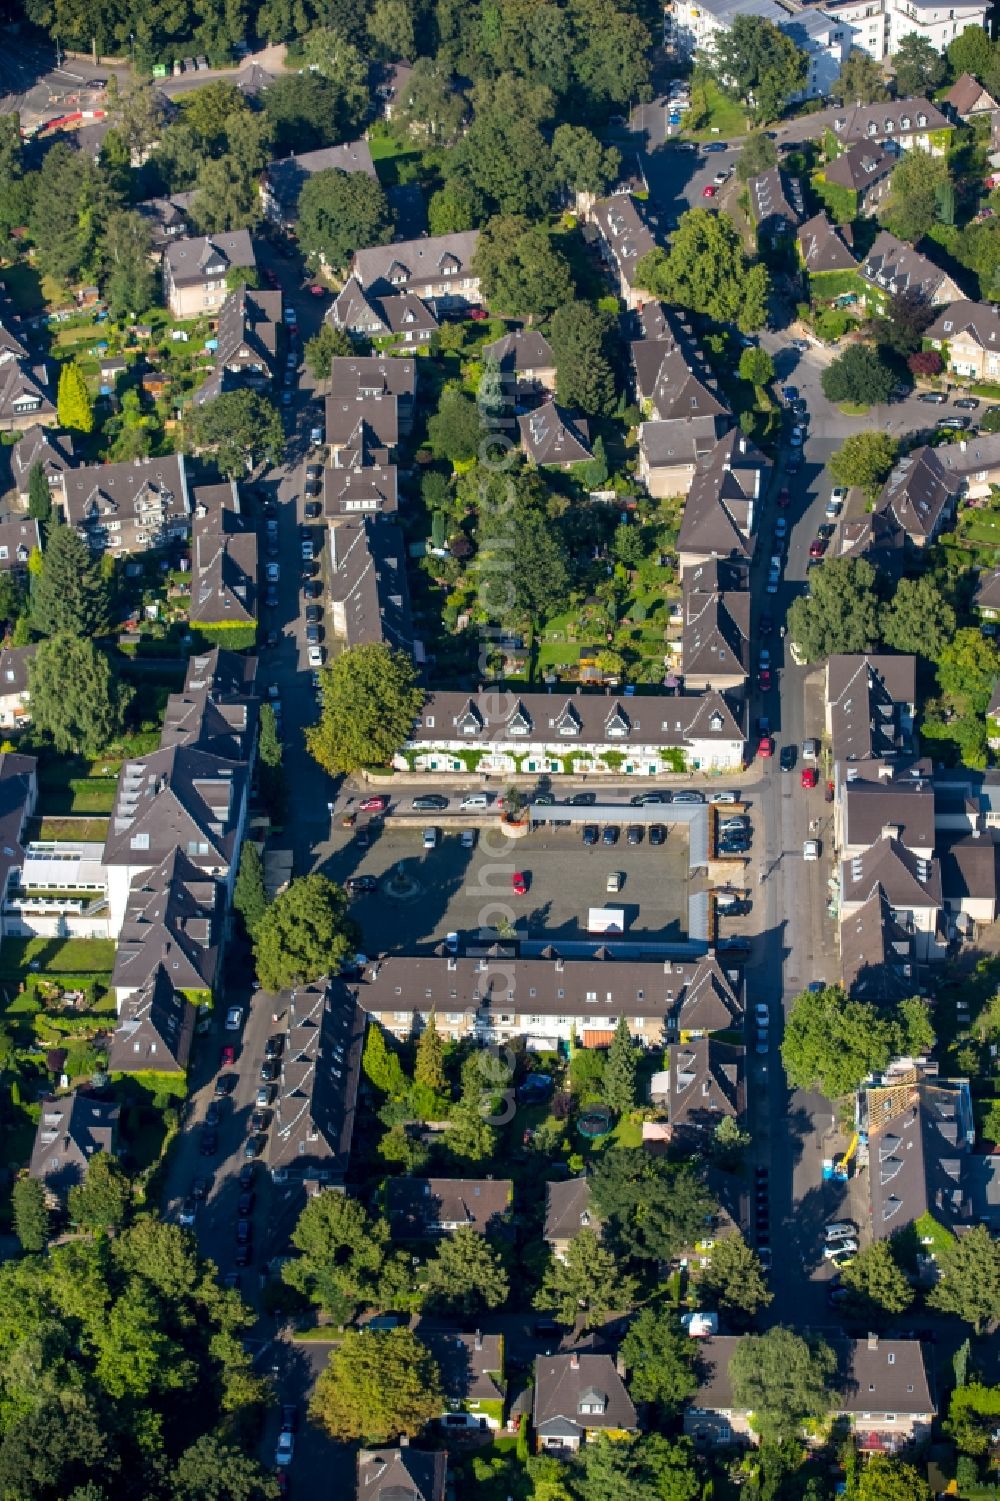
(326, 817), (696, 950)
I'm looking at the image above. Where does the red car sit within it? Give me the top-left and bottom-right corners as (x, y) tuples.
(512, 872), (528, 895)
(809, 537), (828, 559)
(220, 1043), (235, 1069)
(776, 488), (790, 508)
(308, 284), (325, 297)
(801, 766), (818, 789)
(702, 184), (717, 198)
(468, 307), (489, 321)
(758, 736), (774, 759)
(758, 668), (772, 692)
(359, 795), (388, 813)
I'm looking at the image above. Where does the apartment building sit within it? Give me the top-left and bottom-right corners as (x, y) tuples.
(668, 0), (849, 98)
(162, 230), (257, 320)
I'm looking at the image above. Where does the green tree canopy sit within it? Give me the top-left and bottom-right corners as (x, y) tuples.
(252, 874), (359, 990)
(786, 556), (881, 662)
(882, 148), (950, 245)
(28, 635), (130, 756)
(534, 1228), (636, 1327)
(928, 1224), (1000, 1332)
(937, 627), (1000, 716)
(396, 57), (466, 144)
(738, 346), (775, 386)
(590, 1149), (718, 1263)
(781, 984), (933, 1099)
(31, 526), (110, 639)
(26, 461), (52, 524)
(549, 302), (618, 416)
(170, 1434), (279, 1501)
(300, 28), (370, 129)
(310, 1328), (443, 1442)
(428, 178), (480, 235)
(835, 48), (889, 103)
(840, 1240), (913, 1318)
(420, 1225), (510, 1315)
(473, 215), (575, 319)
(829, 431), (898, 498)
(189, 390), (285, 475)
(856, 1454), (932, 1501)
(12, 1176), (48, 1252)
(551, 124), (621, 198)
(946, 1381), (1000, 1456)
(233, 841), (268, 938)
(451, 107), (555, 217)
(261, 72), (352, 155)
(729, 1328), (836, 1442)
(98, 210), (155, 318)
(636, 211), (770, 331)
(297, 169), (394, 271)
(306, 642), (423, 775)
(67, 1152), (131, 1234)
(821, 344), (895, 407)
(695, 1234), (773, 1319)
(414, 1016), (447, 1094)
(619, 1306), (698, 1414)
(711, 15), (808, 124)
(428, 386), (484, 464)
(882, 575), (956, 661)
(602, 1015), (638, 1113)
(304, 323), (355, 383)
(892, 32), (946, 96)
(283, 1190), (409, 1322)
(736, 132), (778, 182)
(57, 363), (94, 434)
(947, 25), (995, 79)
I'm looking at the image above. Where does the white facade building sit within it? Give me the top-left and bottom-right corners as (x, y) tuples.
(668, 0), (851, 99)
(825, 0), (989, 61)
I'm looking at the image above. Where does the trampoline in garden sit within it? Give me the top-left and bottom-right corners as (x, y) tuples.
(577, 1105), (613, 1139)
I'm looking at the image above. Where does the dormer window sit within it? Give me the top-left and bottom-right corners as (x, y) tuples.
(900, 115), (911, 130)
(578, 1389), (607, 1416)
(916, 112), (927, 127)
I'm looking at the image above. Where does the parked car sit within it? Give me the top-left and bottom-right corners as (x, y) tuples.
(260, 1059), (280, 1083)
(801, 766), (818, 789)
(264, 1035), (284, 1061)
(244, 1134), (265, 1160)
(345, 874), (377, 895)
(220, 1043), (235, 1069)
(803, 838), (821, 861)
(758, 736), (773, 758)
(512, 871), (528, 895)
(413, 794), (449, 811)
(918, 390), (947, 404)
(200, 1128), (218, 1157)
(582, 824), (598, 846)
(214, 1072), (236, 1098)
(423, 827), (438, 849)
(602, 826), (619, 845)
(954, 397), (980, 410)
(179, 1197), (198, 1226)
(779, 745), (796, 771)
(276, 1430), (295, 1468)
(702, 184), (717, 198)
(225, 1006), (243, 1031)
(626, 824), (643, 845)
(824, 1238), (858, 1259)
(703, 141), (728, 152)
(649, 823), (666, 845)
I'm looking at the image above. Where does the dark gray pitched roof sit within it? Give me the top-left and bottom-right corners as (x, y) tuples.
(682, 558), (751, 682)
(519, 404), (592, 466)
(328, 517), (413, 653)
(112, 847), (222, 997)
(533, 1353), (637, 1437)
(408, 688), (744, 753)
(29, 1091), (119, 1197)
(108, 965), (195, 1073)
(840, 883), (919, 1003)
(268, 979), (365, 1184)
(861, 230), (961, 303)
(164, 230), (255, 288)
(11, 425), (74, 489)
(843, 772), (935, 852)
(823, 141), (894, 193)
(544, 1178), (598, 1244)
(875, 445), (955, 540)
(357, 1448), (447, 1501)
(841, 835), (942, 911)
(690, 1334), (934, 1417)
(418, 1328), (504, 1404)
(867, 1075), (973, 1239)
(748, 167), (804, 229)
(675, 429), (768, 561)
(798, 212), (858, 274)
(386, 1177), (512, 1237)
(945, 73), (997, 115)
(482, 328), (554, 373)
(668, 1037), (743, 1136)
(591, 195), (656, 287)
(353, 231), (479, 294)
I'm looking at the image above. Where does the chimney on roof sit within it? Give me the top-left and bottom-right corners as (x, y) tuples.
(616, 1353), (626, 1379)
(867, 1332), (879, 1350)
(399, 1434), (409, 1448)
(475, 1330), (483, 1351)
(570, 1352), (580, 1371)
(882, 824), (902, 841)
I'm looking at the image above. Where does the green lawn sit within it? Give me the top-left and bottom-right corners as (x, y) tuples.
(30, 816), (111, 842)
(958, 505), (1000, 548)
(38, 758), (118, 816)
(0, 937), (116, 982)
(683, 79), (747, 142)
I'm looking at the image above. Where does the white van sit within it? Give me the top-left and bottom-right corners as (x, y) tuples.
(460, 793), (491, 810)
(607, 871), (624, 893)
